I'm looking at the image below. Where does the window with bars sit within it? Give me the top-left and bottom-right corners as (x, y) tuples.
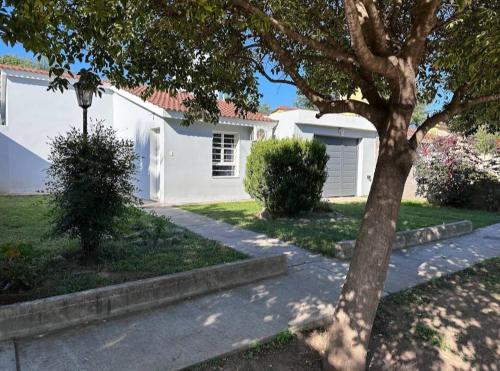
(212, 132), (238, 177)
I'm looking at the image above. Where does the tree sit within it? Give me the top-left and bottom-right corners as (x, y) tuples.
(1, 1), (499, 369)
(0, 54), (49, 70)
(294, 93), (316, 110)
(258, 102), (271, 114)
(410, 103), (428, 127)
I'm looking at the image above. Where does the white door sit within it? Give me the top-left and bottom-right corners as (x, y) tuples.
(149, 128), (161, 201)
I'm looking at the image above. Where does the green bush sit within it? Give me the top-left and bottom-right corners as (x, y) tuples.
(0, 242), (42, 291)
(244, 138), (328, 216)
(46, 121), (139, 262)
(473, 125), (498, 156)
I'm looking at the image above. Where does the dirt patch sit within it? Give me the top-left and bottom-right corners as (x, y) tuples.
(189, 258), (500, 371)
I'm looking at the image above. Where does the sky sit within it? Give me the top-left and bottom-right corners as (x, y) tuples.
(0, 42), (298, 110)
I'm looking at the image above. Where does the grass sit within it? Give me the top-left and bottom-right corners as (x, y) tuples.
(181, 199), (500, 257)
(0, 195), (246, 304)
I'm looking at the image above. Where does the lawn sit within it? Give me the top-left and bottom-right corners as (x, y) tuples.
(0, 195), (246, 304)
(182, 199), (500, 257)
(189, 258), (500, 370)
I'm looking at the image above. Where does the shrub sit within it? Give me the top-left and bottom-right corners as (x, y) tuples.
(415, 134), (500, 210)
(0, 242), (41, 291)
(46, 121), (139, 262)
(473, 125), (498, 156)
(244, 138), (328, 216)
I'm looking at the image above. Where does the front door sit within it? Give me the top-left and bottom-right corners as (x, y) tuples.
(149, 128), (161, 201)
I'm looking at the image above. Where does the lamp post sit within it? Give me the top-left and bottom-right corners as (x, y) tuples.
(73, 81), (93, 138)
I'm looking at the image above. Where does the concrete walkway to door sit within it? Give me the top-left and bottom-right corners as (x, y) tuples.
(13, 207), (500, 371)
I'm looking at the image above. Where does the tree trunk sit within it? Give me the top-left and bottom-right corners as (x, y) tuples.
(323, 115), (414, 370)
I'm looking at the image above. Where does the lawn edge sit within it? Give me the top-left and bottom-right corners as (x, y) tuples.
(0, 255), (288, 341)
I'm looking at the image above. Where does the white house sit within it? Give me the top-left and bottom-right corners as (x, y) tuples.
(270, 108), (378, 197)
(0, 64), (378, 204)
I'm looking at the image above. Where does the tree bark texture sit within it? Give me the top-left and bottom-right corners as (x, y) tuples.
(323, 110), (414, 370)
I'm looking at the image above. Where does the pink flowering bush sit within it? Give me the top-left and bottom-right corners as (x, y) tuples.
(415, 134), (499, 210)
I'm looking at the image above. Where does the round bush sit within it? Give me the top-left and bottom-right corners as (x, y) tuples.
(244, 138), (328, 216)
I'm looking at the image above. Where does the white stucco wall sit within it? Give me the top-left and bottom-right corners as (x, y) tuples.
(112, 91), (166, 201)
(162, 120), (253, 204)
(0, 72), (114, 193)
(271, 109), (379, 196)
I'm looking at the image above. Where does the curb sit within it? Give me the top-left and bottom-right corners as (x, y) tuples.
(0, 255), (288, 341)
(333, 220), (473, 260)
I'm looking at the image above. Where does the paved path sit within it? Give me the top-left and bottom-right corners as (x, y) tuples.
(13, 208), (500, 371)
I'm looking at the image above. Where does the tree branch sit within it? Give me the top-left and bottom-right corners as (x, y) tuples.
(298, 53), (386, 108)
(240, 55), (296, 86)
(315, 98), (386, 126)
(232, 0), (357, 64)
(344, 0), (397, 79)
(431, 11), (463, 34)
(402, 0), (440, 68)
(257, 30), (385, 125)
(410, 89), (500, 147)
(361, 0), (391, 55)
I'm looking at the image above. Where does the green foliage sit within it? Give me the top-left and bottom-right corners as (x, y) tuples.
(0, 242), (43, 291)
(244, 138), (328, 217)
(46, 122), (139, 260)
(275, 329), (294, 346)
(410, 104), (428, 127)
(0, 54), (48, 69)
(0, 1), (497, 128)
(414, 323), (445, 348)
(0, 195), (247, 303)
(448, 104), (500, 135)
(293, 93), (316, 110)
(473, 125), (498, 155)
(258, 103), (271, 114)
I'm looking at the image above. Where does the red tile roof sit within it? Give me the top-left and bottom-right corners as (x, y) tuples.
(126, 86), (273, 122)
(0, 63), (273, 123)
(0, 63), (74, 79)
(272, 105), (298, 113)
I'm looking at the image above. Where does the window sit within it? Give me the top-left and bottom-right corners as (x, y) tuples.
(212, 132), (238, 177)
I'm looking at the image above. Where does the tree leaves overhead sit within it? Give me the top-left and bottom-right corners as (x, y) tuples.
(0, 0), (498, 126)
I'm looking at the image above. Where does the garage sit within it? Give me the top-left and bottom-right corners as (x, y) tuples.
(315, 135), (358, 197)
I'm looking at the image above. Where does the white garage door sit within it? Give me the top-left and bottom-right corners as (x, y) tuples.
(316, 136), (358, 197)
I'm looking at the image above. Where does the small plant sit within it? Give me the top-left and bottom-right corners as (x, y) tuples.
(275, 329), (294, 346)
(414, 322), (445, 348)
(0, 242), (42, 291)
(244, 138), (328, 217)
(46, 121), (139, 262)
(473, 125), (498, 156)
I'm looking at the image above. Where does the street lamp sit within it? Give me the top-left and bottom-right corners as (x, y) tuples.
(73, 81), (93, 137)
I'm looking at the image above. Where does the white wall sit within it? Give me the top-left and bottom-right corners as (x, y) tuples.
(163, 120), (253, 204)
(0, 74), (114, 193)
(112, 92), (165, 201)
(270, 109), (379, 196)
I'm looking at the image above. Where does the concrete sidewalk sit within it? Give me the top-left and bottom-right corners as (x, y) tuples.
(12, 208), (500, 371)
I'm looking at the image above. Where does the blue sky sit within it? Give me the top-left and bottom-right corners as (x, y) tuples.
(0, 42), (298, 110)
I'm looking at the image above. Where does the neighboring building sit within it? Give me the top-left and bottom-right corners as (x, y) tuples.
(0, 64), (379, 203)
(270, 109), (378, 197)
